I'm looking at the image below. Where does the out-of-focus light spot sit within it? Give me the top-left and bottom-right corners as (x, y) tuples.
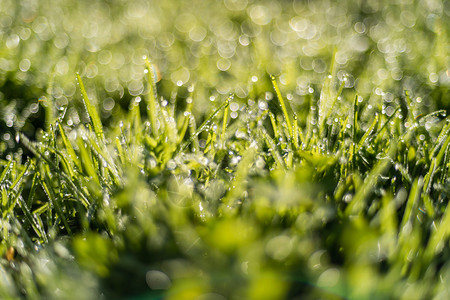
(386, 106), (395, 117)
(171, 67), (190, 85)
(391, 68), (403, 81)
(239, 35), (250, 46)
(377, 69), (389, 80)
(30, 103), (39, 114)
(400, 10), (416, 28)
(33, 16), (52, 41)
(266, 235), (292, 260)
(229, 102), (239, 112)
(128, 81), (144, 96)
(19, 59), (31, 72)
(54, 33), (69, 49)
(55, 96), (68, 110)
(99, 50), (112, 65)
(354, 22), (366, 34)
(18, 27), (31, 40)
(217, 40), (237, 58)
(105, 78), (120, 93)
(429, 73), (439, 83)
(318, 268), (340, 287)
(258, 100), (268, 110)
(249, 5), (272, 26)
(110, 53), (125, 70)
(224, 0), (248, 11)
(312, 59), (326, 73)
(145, 270), (171, 290)
(157, 32), (175, 48)
(349, 35), (369, 52)
(240, 19), (262, 37)
(6, 34), (19, 49)
(217, 58), (231, 71)
(175, 13), (196, 33)
(216, 85), (230, 95)
(126, 1), (148, 19)
(189, 26), (207, 42)
(270, 29), (288, 46)
(230, 111), (238, 119)
(251, 76), (258, 82)
(286, 93), (293, 101)
(235, 84), (248, 98)
(85, 64), (98, 78)
(308, 250), (327, 270)
(289, 17), (308, 32)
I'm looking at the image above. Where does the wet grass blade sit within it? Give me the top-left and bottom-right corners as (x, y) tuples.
(355, 114), (379, 153)
(221, 98), (229, 146)
(178, 96), (230, 153)
(345, 145), (396, 216)
(76, 73), (104, 141)
(40, 176), (72, 235)
(271, 75), (292, 139)
(260, 127), (286, 169)
(58, 123), (81, 170)
(144, 57), (159, 137)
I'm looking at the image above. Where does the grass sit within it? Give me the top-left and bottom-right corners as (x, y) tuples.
(0, 0), (449, 299)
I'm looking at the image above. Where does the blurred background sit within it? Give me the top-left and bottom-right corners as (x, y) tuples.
(0, 0), (448, 158)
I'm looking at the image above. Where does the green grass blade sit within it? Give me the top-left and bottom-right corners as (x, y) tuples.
(144, 57), (160, 137)
(269, 112), (279, 139)
(40, 176), (72, 235)
(260, 127), (286, 169)
(58, 123), (81, 170)
(76, 73), (104, 141)
(178, 95), (230, 153)
(221, 97), (230, 146)
(345, 145), (396, 216)
(271, 75), (292, 139)
(355, 114), (379, 153)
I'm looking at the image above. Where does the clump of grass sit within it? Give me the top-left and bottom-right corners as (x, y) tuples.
(0, 1), (449, 299)
(0, 61), (450, 299)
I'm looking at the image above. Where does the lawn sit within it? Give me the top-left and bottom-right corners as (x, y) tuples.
(0, 0), (449, 299)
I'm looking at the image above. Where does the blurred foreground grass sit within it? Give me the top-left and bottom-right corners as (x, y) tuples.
(0, 0), (450, 299)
